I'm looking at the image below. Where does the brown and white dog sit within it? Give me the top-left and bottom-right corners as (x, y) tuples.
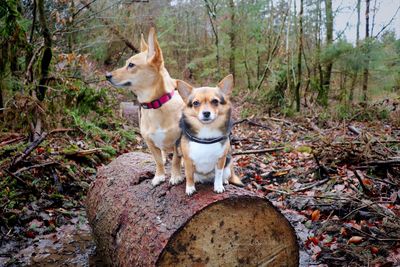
(176, 74), (243, 195)
(106, 28), (184, 186)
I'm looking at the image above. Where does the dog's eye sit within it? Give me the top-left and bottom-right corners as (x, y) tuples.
(211, 99), (219, 105)
(192, 100), (200, 107)
(127, 63), (135, 68)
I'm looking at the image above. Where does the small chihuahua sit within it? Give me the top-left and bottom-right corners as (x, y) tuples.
(106, 28), (184, 186)
(176, 75), (243, 196)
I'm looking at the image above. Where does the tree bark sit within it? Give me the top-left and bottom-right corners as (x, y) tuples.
(295, 0), (303, 112)
(356, 0), (361, 46)
(37, 0), (52, 101)
(228, 0), (236, 79)
(315, 0), (324, 106)
(362, 0), (370, 105)
(86, 152), (299, 266)
(320, 0), (333, 106)
(204, 0), (220, 79)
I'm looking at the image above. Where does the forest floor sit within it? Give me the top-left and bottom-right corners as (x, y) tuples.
(1, 99), (400, 266)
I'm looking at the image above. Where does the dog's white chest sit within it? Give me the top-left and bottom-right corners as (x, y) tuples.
(189, 141), (225, 174)
(150, 128), (166, 149)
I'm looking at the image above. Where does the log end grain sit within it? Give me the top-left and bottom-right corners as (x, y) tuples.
(86, 152), (299, 266)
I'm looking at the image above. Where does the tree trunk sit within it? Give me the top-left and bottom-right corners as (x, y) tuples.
(362, 0), (370, 105)
(315, 0), (325, 106)
(204, 0), (220, 79)
(321, 0), (333, 106)
(37, 0), (52, 101)
(0, 43), (7, 112)
(228, 0), (236, 79)
(86, 152), (299, 267)
(356, 0), (361, 46)
(295, 0), (303, 112)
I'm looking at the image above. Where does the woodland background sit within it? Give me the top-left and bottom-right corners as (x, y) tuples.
(1, 0), (400, 266)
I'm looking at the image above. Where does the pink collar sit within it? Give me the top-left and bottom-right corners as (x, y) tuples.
(140, 90), (175, 109)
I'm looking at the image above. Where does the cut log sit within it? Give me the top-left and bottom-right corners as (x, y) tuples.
(86, 152), (299, 266)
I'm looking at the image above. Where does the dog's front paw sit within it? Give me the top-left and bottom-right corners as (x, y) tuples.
(186, 185), (196, 196)
(151, 175), (165, 186)
(214, 184), (225, 194)
(223, 178), (229, 185)
(170, 175), (184, 185)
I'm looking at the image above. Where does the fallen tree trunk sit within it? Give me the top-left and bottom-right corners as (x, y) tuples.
(86, 152), (299, 266)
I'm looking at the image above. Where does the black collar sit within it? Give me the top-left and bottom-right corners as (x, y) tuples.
(180, 116), (232, 145)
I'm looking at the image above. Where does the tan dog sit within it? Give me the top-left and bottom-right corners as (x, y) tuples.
(106, 28), (184, 186)
(176, 75), (243, 195)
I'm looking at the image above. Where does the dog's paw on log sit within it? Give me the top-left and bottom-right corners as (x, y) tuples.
(86, 152), (299, 266)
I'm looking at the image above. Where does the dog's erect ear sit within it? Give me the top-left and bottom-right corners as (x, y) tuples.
(140, 33), (148, 52)
(176, 80), (193, 102)
(218, 74), (234, 96)
(147, 27), (163, 68)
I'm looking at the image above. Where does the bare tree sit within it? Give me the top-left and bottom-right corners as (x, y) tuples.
(362, 0), (370, 105)
(228, 0), (236, 79)
(204, 0), (221, 78)
(295, 0), (303, 112)
(320, 0), (333, 106)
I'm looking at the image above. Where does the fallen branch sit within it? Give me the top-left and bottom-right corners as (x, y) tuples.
(49, 128), (75, 134)
(263, 186), (290, 195)
(232, 147), (284, 156)
(0, 136), (26, 148)
(351, 226), (400, 242)
(267, 117), (308, 131)
(9, 132), (48, 170)
(293, 178), (330, 192)
(62, 148), (102, 157)
(233, 118), (271, 130)
(353, 170), (373, 196)
(348, 125), (361, 135)
(364, 159), (400, 166)
(355, 159), (400, 169)
(13, 161), (58, 176)
(3, 169), (35, 190)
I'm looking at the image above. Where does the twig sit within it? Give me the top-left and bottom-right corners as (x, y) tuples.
(62, 148), (102, 156)
(364, 159), (400, 166)
(49, 128), (75, 134)
(293, 178), (330, 192)
(233, 118), (271, 130)
(0, 136), (26, 148)
(351, 226), (400, 242)
(263, 187), (290, 195)
(374, 5), (400, 38)
(232, 147), (284, 156)
(268, 117), (292, 125)
(348, 125), (361, 135)
(267, 117), (308, 131)
(353, 170), (373, 196)
(13, 162), (58, 176)
(355, 160), (400, 169)
(313, 154), (332, 178)
(9, 132), (48, 170)
(4, 169), (34, 189)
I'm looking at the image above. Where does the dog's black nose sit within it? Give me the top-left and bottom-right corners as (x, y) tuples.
(105, 72), (112, 80)
(203, 111), (211, 118)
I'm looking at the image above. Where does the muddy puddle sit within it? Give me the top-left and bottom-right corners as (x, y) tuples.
(0, 216), (105, 267)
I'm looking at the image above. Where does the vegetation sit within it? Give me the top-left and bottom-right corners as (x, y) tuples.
(0, 0), (399, 266)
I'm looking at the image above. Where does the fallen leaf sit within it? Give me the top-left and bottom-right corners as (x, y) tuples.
(348, 236), (363, 244)
(311, 210), (321, 221)
(370, 246), (379, 254)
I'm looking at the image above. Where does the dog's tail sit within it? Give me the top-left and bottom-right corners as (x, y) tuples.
(229, 174), (244, 187)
